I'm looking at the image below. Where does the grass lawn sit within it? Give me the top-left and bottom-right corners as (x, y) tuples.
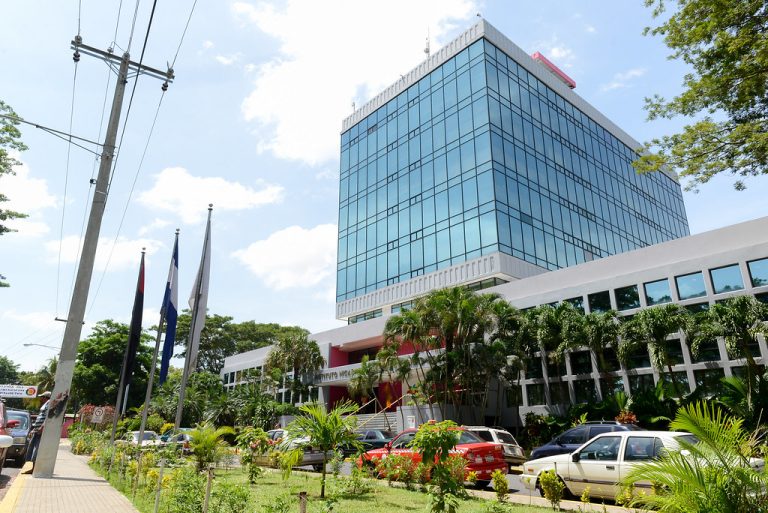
(95, 461), (552, 513)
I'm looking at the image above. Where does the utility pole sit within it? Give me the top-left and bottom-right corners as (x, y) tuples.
(33, 36), (173, 478)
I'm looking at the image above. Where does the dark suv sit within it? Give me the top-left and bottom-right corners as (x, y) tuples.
(529, 421), (643, 460)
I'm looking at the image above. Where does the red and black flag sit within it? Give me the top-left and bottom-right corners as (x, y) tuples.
(116, 251), (145, 413)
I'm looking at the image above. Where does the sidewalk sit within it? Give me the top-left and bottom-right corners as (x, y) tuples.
(0, 442), (139, 513)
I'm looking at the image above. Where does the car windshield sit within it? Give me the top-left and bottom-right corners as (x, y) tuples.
(677, 434), (699, 446)
(7, 412), (29, 430)
(136, 432), (157, 441)
(457, 431), (483, 444)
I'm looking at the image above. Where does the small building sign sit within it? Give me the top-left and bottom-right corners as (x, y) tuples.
(91, 407), (106, 424)
(0, 385), (37, 398)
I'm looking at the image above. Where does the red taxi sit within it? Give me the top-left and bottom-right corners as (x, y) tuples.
(357, 427), (508, 488)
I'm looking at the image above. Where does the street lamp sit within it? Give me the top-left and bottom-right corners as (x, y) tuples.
(23, 343), (61, 350)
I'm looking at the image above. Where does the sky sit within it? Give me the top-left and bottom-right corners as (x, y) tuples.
(1, 1), (766, 373)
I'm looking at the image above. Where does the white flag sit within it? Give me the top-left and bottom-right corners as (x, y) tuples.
(187, 207), (211, 374)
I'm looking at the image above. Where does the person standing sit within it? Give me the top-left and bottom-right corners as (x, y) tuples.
(26, 391), (51, 462)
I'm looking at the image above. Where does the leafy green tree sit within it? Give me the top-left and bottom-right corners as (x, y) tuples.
(72, 320), (153, 410)
(635, 0), (768, 190)
(285, 401), (360, 498)
(619, 304), (689, 399)
(0, 355), (19, 384)
(175, 311), (308, 374)
(264, 333), (324, 404)
(0, 101), (29, 286)
(624, 401), (768, 512)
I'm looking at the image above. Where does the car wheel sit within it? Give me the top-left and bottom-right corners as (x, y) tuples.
(474, 480), (490, 490)
(312, 464), (324, 472)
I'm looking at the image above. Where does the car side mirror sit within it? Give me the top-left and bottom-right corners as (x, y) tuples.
(6, 420), (19, 429)
(385, 442), (392, 451)
(572, 452), (580, 463)
(555, 438), (564, 446)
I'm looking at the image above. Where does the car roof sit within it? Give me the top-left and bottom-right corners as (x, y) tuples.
(592, 430), (689, 438)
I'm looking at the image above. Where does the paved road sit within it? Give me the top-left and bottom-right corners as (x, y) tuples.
(0, 462), (23, 502)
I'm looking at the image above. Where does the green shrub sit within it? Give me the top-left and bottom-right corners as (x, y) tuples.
(538, 469), (564, 509)
(166, 466), (205, 513)
(209, 480), (251, 513)
(491, 469), (508, 502)
(334, 466), (374, 497)
(375, 454), (418, 488)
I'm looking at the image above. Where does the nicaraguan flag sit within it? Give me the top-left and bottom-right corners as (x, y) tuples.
(159, 233), (179, 385)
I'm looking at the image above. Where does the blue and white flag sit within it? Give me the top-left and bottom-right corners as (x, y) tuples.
(159, 231), (179, 385)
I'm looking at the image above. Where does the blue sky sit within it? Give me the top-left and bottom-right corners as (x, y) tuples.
(1, 1), (766, 373)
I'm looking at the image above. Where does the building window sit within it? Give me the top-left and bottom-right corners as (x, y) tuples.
(664, 339), (685, 365)
(615, 285), (640, 311)
(525, 358), (543, 379)
(690, 338), (720, 363)
(694, 368), (725, 395)
(629, 373), (655, 395)
(564, 296), (585, 313)
(526, 384), (546, 405)
(675, 272), (707, 300)
(600, 376), (624, 398)
(505, 385), (522, 408)
(747, 258), (768, 287)
(659, 371), (690, 394)
(570, 351), (593, 375)
(588, 291), (611, 313)
(710, 264), (745, 294)
(644, 278), (672, 306)
(625, 346), (651, 369)
(573, 379), (597, 403)
(684, 302), (710, 314)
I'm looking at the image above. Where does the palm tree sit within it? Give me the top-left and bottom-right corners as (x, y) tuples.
(286, 401), (361, 498)
(619, 304), (689, 400)
(188, 422), (235, 471)
(624, 401), (768, 512)
(35, 357), (57, 393)
(347, 355), (380, 411)
(527, 303), (582, 406)
(568, 310), (621, 397)
(265, 333), (325, 404)
(705, 295), (768, 411)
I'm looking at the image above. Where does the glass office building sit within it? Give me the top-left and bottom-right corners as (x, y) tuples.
(336, 20), (689, 307)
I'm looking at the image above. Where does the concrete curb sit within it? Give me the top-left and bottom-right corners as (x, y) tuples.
(0, 463), (33, 513)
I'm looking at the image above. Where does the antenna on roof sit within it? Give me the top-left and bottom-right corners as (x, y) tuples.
(351, 101), (356, 112)
(424, 28), (430, 57)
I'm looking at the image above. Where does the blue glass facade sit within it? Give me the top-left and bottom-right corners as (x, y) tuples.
(337, 38), (689, 302)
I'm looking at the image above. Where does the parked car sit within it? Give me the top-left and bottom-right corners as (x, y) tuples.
(0, 402), (18, 472)
(122, 430), (162, 447)
(522, 430), (702, 500)
(161, 428), (193, 455)
(358, 427), (508, 489)
(463, 426), (526, 466)
(529, 421), (644, 460)
(341, 429), (395, 455)
(6, 409), (31, 464)
(264, 429), (330, 471)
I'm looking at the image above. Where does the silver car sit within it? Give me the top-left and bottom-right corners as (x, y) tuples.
(464, 426), (526, 466)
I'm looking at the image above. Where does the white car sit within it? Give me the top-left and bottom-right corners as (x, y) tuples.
(123, 430), (162, 447)
(463, 426), (526, 466)
(521, 430), (699, 500)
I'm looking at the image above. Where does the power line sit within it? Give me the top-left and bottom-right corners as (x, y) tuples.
(171, 0), (199, 68)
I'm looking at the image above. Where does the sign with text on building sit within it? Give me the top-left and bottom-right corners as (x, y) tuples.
(0, 385), (38, 398)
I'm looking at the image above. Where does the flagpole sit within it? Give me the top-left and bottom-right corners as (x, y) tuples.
(175, 206), (211, 429)
(138, 230), (178, 444)
(110, 249), (146, 444)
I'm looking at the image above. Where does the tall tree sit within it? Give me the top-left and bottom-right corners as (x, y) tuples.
(346, 354), (379, 408)
(72, 320), (153, 410)
(264, 333), (324, 404)
(0, 355), (19, 384)
(0, 101), (29, 287)
(175, 312), (308, 374)
(619, 304), (690, 399)
(569, 310), (621, 396)
(635, 0), (768, 190)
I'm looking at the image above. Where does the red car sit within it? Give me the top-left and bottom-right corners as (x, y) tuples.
(0, 402), (19, 472)
(358, 427), (508, 488)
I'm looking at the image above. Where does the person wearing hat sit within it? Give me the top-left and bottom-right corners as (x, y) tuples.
(26, 390), (51, 463)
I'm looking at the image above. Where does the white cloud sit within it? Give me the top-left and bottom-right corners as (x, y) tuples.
(244, 63), (256, 73)
(601, 67), (647, 92)
(585, 25), (596, 34)
(315, 168), (338, 181)
(533, 37), (576, 69)
(234, 0), (477, 166)
(203, 40), (214, 49)
(215, 53), (242, 66)
(44, 236), (163, 272)
(138, 167), (284, 224)
(1, 154), (57, 237)
(1, 309), (58, 329)
(232, 224), (337, 290)
(549, 46), (573, 61)
(138, 218), (171, 236)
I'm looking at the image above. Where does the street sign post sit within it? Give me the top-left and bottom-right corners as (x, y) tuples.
(91, 407), (106, 424)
